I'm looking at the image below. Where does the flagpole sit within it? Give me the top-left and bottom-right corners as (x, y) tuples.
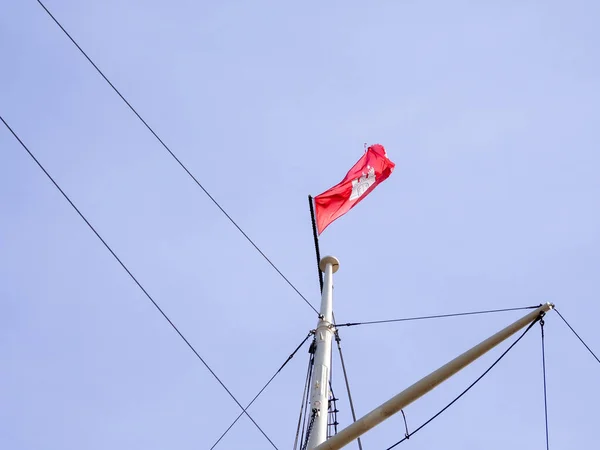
(307, 256), (339, 449)
(308, 195), (324, 292)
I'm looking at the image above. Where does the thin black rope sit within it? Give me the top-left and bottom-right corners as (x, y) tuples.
(0, 115), (278, 450)
(295, 340), (316, 450)
(400, 410), (409, 440)
(210, 332), (313, 450)
(35, 0), (318, 316)
(334, 330), (363, 450)
(293, 351), (314, 450)
(540, 318), (550, 450)
(384, 315), (542, 449)
(554, 308), (600, 365)
(336, 305), (540, 328)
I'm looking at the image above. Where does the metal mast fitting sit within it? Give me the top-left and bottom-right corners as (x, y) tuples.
(315, 302), (554, 450)
(307, 256), (339, 449)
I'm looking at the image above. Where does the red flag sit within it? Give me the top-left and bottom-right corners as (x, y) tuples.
(314, 144), (395, 234)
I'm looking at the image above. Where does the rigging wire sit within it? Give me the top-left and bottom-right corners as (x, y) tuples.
(295, 339), (317, 450)
(334, 330), (363, 450)
(327, 380), (339, 438)
(0, 115), (278, 450)
(554, 308), (600, 365)
(35, 0), (318, 316)
(540, 318), (550, 450)
(384, 314), (542, 449)
(336, 305), (540, 328)
(210, 332), (314, 450)
(293, 351), (313, 450)
(327, 332), (338, 439)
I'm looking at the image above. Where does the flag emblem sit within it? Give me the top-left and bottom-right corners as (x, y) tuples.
(350, 165), (376, 201)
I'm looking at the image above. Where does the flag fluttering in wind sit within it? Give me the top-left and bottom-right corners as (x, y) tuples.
(314, 144), (395, 234)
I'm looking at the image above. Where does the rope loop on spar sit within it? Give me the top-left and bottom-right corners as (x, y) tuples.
(401, 410), (409, 440)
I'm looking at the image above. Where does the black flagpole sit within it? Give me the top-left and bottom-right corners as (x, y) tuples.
(308, 195), (324, 293)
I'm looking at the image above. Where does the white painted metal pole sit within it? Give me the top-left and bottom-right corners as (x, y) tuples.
(315, 302), (554, 450)
(307, 256), (340, 449)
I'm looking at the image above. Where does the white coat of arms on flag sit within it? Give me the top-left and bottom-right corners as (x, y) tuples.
(350, 166), (376, 200)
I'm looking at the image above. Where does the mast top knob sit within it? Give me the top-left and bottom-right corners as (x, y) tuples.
(320, 256), (340, 273)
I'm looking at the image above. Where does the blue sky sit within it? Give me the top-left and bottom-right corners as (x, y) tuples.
(1, 1), (599, 449)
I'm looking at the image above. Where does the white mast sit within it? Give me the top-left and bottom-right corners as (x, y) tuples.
(307, 255), (339, 449)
